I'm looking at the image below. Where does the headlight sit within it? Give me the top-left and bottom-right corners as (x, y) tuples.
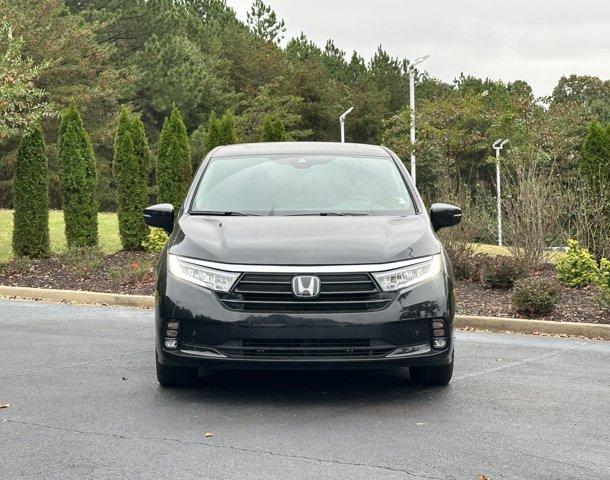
(167, 254), (239, 292)
(372, 255), (442, 291)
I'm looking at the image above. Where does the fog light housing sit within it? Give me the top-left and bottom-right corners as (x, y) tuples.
(432, 320), (444, 329)
(164, 338), (179, 349)
(433, 338), (447, 349)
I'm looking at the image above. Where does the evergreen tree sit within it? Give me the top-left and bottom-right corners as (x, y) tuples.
(113, 107), (148, 249)
(247, 0), (286, 44)
(204, 112), (238, 152)
(58, 101), (98, 247)
(12, 124), (50, 258)
(260, 115), (286, 141)
(580, 121), (610, 188)
(129, 113), (152, 186)
(219, 113), (238, 145)
(204, 112), (223, 153)
(157, 106), (192, 208)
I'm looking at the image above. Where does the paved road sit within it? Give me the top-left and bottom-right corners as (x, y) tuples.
(0, 300), (609, 480)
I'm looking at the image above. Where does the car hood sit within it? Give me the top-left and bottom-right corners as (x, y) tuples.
(169, 215), (440, 266)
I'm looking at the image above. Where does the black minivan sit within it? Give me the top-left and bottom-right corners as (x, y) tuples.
(144, 142), (461, 387)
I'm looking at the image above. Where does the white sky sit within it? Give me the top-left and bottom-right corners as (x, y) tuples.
(225, 0), (610, 97)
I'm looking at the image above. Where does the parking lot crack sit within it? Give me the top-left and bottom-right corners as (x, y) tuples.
(2, 418), (447, 479)
(453, 347), (578, 382)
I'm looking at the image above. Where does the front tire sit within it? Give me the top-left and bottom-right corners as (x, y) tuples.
(410, 358), (453, 386)
(156, 354), (198, 387)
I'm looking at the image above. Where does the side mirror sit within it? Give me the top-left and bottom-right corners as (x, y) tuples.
(143, 204), (174, 234)
(430, 203), (462, 232)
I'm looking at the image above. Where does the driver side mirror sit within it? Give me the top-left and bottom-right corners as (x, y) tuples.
(430, 203), (462, 232)
(143, 204), (174, 234)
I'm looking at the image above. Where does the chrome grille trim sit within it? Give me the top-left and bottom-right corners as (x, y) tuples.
(170, 255), (434, 273)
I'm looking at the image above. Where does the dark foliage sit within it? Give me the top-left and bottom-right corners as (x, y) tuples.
(511, 277), (559, 316)
(12, 124), (50, 258)
(58, 102), (98, 247)
(156, 107), (192, 208)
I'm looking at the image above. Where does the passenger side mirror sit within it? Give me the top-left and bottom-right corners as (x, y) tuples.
(143, 204), (174, 234)
(430, 203), (462, 232)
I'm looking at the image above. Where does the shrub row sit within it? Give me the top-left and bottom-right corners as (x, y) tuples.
(13, 105), (286, 257)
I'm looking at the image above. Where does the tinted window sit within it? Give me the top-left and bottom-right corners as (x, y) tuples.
(191, 154), (415, 216)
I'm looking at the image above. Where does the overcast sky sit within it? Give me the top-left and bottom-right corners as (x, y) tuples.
(225, 0), (610, 97)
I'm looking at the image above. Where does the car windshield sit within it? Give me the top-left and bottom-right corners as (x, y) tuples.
(190, 154), (416, 216)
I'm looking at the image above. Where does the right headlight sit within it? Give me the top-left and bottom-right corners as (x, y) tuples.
(372, 255), (442, 292)
(167, 254), (239, 292)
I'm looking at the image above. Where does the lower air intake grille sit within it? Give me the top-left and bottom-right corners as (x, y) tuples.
(217, 272), (394, 313)
(217, 338), (396, 359)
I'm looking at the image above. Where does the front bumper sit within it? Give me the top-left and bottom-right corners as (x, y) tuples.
(156, 273), (454, 370)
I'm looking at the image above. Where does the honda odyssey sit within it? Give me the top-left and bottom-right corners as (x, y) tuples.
(144, 142), (461, 387)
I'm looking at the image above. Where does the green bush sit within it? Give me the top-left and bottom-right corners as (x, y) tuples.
(511, 277), (559, 316)
(555, 239), (599, 287)
(142, 228), (169, 253)
(12, 124), (50, 258)
(58, 101), (98, 247)
(113, 107), (148, 250)
(480, 255), (524, 289)
(261, 115), (286, 141)
(156, 106), (192, 208)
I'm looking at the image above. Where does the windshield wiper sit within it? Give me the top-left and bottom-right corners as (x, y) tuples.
(190, 211), (259, 216)
(288, 212), (369, 216)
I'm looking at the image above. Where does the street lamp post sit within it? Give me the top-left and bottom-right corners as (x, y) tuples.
(339, 107), (354, 143)
(493, 138), (509, 247)
(407, 54), (429, 186)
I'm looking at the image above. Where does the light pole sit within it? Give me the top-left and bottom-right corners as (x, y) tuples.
(339, 107), (354, 143)
(493, 138), (509, 247)
(408, 54), (429, 185)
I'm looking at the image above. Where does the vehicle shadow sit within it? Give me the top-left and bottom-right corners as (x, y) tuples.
(158, 368), (450, 408)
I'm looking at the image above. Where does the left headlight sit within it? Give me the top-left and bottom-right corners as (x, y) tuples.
(167, 254), (239, 292)
(372, 255), (442, 292)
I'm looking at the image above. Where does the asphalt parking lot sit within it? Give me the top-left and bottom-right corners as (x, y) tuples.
(1, 299), (609, 480)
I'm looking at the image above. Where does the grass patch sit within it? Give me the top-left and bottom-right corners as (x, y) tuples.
(470, 242), (564, 263)
(0, 209), (121, 261)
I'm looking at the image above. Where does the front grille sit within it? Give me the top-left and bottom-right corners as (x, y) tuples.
(217, 338), (396, 359)
(217, 272), (395, 313)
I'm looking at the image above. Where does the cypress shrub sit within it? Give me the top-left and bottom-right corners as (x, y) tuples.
(12, 124), (50, 258)
(204, 112), (223, 153)
(204, 112), (238, 153)
(129, 112), (152, 186)
(261, 115), (286, 142)
(157, 106), (192, 208)
(580, 122), (610, 188)
(113, 107), (148, 249)
(58, 101), (98, 247)
(219, 113), (238, 145)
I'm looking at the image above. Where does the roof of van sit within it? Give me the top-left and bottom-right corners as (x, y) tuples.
(211, 142), (390, 157)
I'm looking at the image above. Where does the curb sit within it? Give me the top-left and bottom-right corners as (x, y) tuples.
(0, 285), (154, 309)
(454, 315), (609, 340)
(1, 285), (608, 340)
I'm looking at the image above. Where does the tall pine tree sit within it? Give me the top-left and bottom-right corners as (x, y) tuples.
(12, 124), (50, 258)
(157, 106), (192, 208)
(113, 107), (148, 249)
(58, 102), (98, 247)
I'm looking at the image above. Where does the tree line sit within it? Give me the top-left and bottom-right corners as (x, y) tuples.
(2, 0), (609, 257)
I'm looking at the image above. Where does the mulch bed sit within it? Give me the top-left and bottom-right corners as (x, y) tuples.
(1, 252), (608, 323)
(0, 250), (157, 296)
(456, 267), (609, 324)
